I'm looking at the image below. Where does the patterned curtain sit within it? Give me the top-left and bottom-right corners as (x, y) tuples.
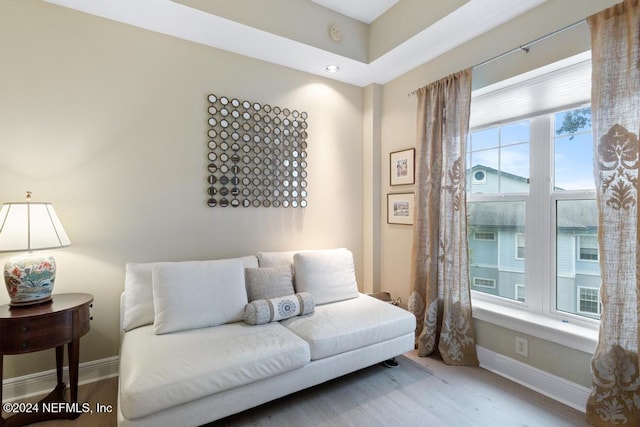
(586, 1), (640, 425)
(408, 69), (479, 366)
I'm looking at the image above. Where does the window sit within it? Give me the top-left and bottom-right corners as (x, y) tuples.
(467, 119), (528, 303)
(578, 235), (599, 261)
(578, 287), (601, 317)
(473, 277), (496, 289)
(474, 231), (495, 241)
(515, 233), (525, 260)
(473, 170), (487, 184)
(467, 105), (601, 322)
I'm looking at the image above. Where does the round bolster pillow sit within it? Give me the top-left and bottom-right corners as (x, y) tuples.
(243, 292), (315, 325)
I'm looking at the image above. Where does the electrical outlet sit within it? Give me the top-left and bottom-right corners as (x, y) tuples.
(515, 336), (529, 357)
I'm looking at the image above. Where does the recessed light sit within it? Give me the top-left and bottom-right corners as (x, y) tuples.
(325, 65), (340, 73)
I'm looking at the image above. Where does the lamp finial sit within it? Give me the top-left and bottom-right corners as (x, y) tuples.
(26, 191), (32, 202)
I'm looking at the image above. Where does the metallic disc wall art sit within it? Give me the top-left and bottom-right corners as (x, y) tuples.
(206, 94), (308, 208)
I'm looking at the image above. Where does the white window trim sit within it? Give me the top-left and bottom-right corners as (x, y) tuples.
(472, 297), (597, 354)
(469, 118), (599, 353)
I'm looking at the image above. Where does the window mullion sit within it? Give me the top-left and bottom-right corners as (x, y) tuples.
(525, 116), (551, 313)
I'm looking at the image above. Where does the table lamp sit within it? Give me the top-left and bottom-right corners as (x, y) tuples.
(0, 192), (71, 307)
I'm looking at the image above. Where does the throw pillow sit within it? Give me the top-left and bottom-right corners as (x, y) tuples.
(123, 262), (167, 332)
(243, 292), (315, 325)
(152, 259), (247, 334)
(293, 249), (359, 305)
(245, 265), (294, 302)
(256, 250), (298, 268)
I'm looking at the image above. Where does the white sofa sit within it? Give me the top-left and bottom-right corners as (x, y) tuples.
(117, 249), (416, 426)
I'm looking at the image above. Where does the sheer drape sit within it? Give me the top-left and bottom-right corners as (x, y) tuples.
(408, 69), (478, 365)
(586, 0), (640, 425)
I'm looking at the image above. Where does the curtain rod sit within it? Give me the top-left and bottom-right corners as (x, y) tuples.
(407, 19), (586, 97)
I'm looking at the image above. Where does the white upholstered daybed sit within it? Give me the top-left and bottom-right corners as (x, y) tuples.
(117, 249), (416, 426)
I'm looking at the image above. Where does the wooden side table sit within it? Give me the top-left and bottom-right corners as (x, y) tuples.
(0, 293), (93, 427)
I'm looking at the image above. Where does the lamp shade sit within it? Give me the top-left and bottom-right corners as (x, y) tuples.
(0, 202), (71, 252)
(0, 197), (71, 306)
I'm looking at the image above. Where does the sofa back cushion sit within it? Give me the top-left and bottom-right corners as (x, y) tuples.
(293, 249), (359, 305)
(152, 259), (247, 334)
(256, 250), (298, 268)
(122, 256), (257, 332)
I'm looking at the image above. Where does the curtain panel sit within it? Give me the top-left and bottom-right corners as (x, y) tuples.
(408, 69), (478, 366)
(586, 0), (640, 425)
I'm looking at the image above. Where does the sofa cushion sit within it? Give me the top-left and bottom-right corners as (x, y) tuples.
(119, 322), (311, 420)
(282, 294), (416, 360)
(244, 292), (315, 325)
(293, 249), (358, 304)
(152, 259), (247, 334)
(122, 256), (257, 332)
(245, 265), (294, 301)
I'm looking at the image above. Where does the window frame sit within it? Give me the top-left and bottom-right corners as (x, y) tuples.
(468, 109), (600, 333)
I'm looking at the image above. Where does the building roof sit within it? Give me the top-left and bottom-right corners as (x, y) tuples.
(468, 165), (596, 230)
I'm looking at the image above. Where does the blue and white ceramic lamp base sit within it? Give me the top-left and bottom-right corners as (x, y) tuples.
(4, 253), (56, 306)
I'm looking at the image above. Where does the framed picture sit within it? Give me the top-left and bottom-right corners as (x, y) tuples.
(387, 193), (414, 225)
(390, 148), (415, 186)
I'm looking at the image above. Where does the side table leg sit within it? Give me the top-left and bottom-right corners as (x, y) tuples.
(1, 353), (4, 423)
(55, 346), (64, 388)
(67, 340), (80, 403)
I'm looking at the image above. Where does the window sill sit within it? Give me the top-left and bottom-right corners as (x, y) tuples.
(472, 299), (598, 354)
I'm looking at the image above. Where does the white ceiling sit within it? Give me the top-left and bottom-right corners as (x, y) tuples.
(43, 0), (546, 87)
(310, 0), (399, 24)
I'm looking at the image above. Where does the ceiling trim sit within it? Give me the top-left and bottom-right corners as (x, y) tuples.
(44, 0), (546, 87)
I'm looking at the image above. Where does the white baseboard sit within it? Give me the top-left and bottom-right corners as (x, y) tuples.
(4, 348), (590, 413)
(2, 356), (119, 403)
(476, 346), (590, 413)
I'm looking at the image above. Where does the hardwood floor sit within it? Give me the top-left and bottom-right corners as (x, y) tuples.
(211, 351), (588, 426)
(7, 351), (588, 426)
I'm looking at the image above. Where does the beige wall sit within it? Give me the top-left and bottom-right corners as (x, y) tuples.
(380, 0), (617, 387)
(0, 0), (363, 378)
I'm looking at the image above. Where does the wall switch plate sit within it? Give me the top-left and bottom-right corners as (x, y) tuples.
(515, 336), (529, 357)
